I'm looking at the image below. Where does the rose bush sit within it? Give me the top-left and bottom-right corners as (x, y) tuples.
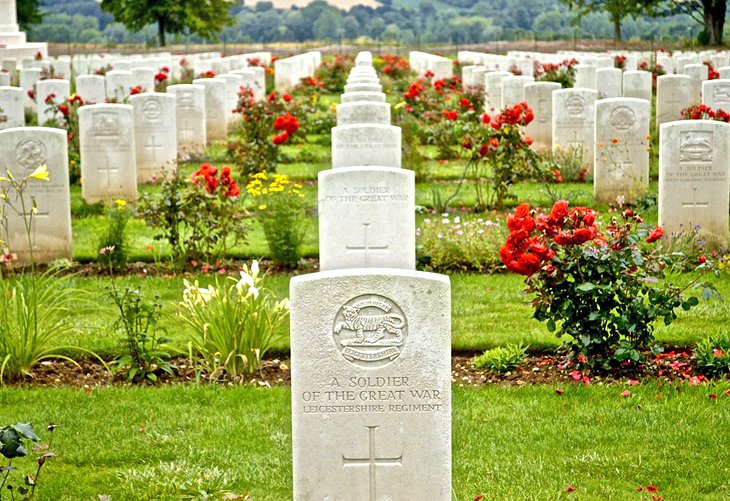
(500, 200), (720, 371)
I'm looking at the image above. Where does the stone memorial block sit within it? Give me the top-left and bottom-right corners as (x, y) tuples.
(192, 77), (227, 141)
(596, 67), (622, 99)
(702, 79), (730, 111)
(347, 77), (380, 87)
(683, 63), (708, 105)
(232, 68), (265, 101)
(718, 66), (730, 79)
(217, 73), (244, 123)
(319, 167), (414, 270)
(500, 75), (533, 108)
(0, 86), (24, 129)
(2, 59), (17, 76)
(131, 67), (155, 92)
(355, 51), (372, 66)
(0, 127), (71, 264)
(19, 67), (41, 110)
(659, 120), (730, 248)
(594, 98), (650, 204)
(75, 75), (106, 104)
(167, 84), (206, 155)
(484, 71), (511, 112)
(0, 72), (9, 87)
(552, 88), (598, 171)
(656, 53), (674, 74)
(35, 79), (69, 125)
(79, 104), (137, 203)
(623, 70), (652, 102)
(332, 124), (401, 169)
(574, 64), (597, 89)
(656, 75), (691, 128)
(341, 92), (386, 103)
(524, 82), (560, 151)
(52, 59), (70, 80)
(290, 269), (451, 500)
(130, 93), (177, 183)
(274, 51), (321, 91)
(710, 53), (728, 69)
(336, 101), (391, 126)
(105, 70), (133, 102)
(344, 82), (383, 94)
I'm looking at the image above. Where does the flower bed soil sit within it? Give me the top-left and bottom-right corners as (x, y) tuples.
(12, 349), (711, 389)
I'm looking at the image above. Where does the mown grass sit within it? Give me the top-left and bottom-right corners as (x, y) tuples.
(54, 270), (730, 358)
(1, 383), (727, 500)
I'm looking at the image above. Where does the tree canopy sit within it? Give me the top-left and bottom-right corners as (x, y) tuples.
(17, 0), (44, 31)
(99, 0), (234, 46)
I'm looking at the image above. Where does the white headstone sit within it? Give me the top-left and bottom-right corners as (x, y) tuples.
(79, 103), (137, 203)
(167, 84), (206, 155)
(217, 73), (244, 123)
(332, 124), (401, 169)
(594, 98), (650, 204)
(574, 64), (597, 89)
(129, 92), (177, 183)
(0, 126), (72, 264)
(622, 70), (652, 103)
(524, 82), (560, 151)
(484, 71), (511, 112)
(500, 75), (533, 108)
(595, 67), (622, 99)
(702, 79), (730, 111)
(0, 86), (24, 129)
(131, 67), (155, 92)
(552, 88), (598, 171)
(659, 120), (730, 248)
(105, 70), (133, 102)
(336, 101), (391, 126)
(683, 63), (709, 106)
(19, 67), (41, 110)
(75, 75), (106, 105)
(656, 74), (691, 128)
(341, 92), (386, 103)
(35, 79), (70, 125)
(319, 167), (414, 270)
(192, 77), (227, 142)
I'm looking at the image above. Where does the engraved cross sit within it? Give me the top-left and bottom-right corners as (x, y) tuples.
(99, 154), (120, 191)
(145, 135), (163, 161)
(179, 119), (195, 141)
(342, 426), (402, 501)
(681, 187), (709, 212)
(346, 223), (388, 266)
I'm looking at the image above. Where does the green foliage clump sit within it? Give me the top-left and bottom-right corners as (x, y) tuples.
(694, 329), (730, 378)
(417, 213), (507, 273)
(97, 199), (132, 270)
(177, 261), (289, 378)
(474, 343), (528, 372)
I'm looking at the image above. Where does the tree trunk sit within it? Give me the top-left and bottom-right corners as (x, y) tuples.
(703, 0), (726, 45)
(158, 18), (166, 47)
(611, 11), (622, 42)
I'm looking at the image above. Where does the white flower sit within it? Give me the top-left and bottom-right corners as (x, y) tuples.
(478, 229), (484, 234)
(441, 212), (449, 217)
(456, 230), (463, 236)
(437, 233), (443, 239)
(245, 286), (260, 300)
(424, 218), (431, 224)
(441, 218), (449, 224)
(453, 216), (461, 224)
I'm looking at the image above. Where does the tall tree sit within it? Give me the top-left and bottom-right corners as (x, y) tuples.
(560, 0), (645, 41)
(99, 0), (233, 46)
(640, 0), (726, 45)
(17, 0), (44, 31)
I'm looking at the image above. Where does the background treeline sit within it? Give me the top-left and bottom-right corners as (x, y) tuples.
(32, 0), (698, 46)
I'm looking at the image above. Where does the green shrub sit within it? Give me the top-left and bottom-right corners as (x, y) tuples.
(474, 343), (528, 372)
(417, 213), (507, 273)
(694, 329), (730, 377)
(177, 261), (289, 378)
(97, 199), (132, 269)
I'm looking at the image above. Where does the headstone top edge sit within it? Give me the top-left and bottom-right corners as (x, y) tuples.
(291, 269), (450, 287)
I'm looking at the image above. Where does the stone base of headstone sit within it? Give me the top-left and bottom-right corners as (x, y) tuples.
(291, 269), (451, 500)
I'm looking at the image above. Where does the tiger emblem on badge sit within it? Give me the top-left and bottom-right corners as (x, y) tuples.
(333, 294), (408, 368)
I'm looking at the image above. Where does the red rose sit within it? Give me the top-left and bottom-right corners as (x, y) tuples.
(646, 226), (663, 243)
(549, 200), (569, 224)
(553, 231), (574, 246)
(272, 131), (289, 145)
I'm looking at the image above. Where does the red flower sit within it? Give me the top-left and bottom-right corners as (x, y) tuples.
(154, 72), (168, 83)
(555, 388), (565, 395)
(566, 486), (576, 493)
(69, 94), (84, 106)
(459, 97), (470, 108)
(481, 113), (491, 124)
(621, 390), (632, 397)
(384, 65), (391, 74)
(274, 113), (300, 136)
(27, 89), (35, 100)
(646, 485), (658, 493)
(44, 93), (56, 105)
(58, 104), (70, 117)
(698, 255), (706, 263)
(267, 91), (277, 102)
(130, 85), (143, 95)
(283, 93), (292, 102)
(161, 66), (170, 73)
(272, 131), (289, 145)
(646, 226), (663, 243)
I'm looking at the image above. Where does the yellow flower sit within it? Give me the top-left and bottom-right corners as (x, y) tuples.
(258, 204), (267, 210)
(115, 199), (127, 208)
(28, 164), (49, 181)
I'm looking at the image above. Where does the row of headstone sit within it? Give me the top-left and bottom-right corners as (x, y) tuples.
(274, 51), (321, 91)
(291, 50), (452, 500)
(409, 51), (454, 80)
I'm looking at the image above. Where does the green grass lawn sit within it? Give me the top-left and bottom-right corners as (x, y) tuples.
(1, 383), (727, 500)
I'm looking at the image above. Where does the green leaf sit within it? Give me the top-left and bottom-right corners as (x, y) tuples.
(577, 282), (595, 292)
(702, 287), (713, 301)
(546, 319), (556, 332)
(686, 296), (699, 306)
(13, 423), (39, 442)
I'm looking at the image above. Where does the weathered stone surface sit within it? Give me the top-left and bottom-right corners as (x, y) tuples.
(0, 86), (24, 129)
(656, 74), (691, 128)
(336, 101), (391, 126)
(524, 81), (560, 151)
(319, 167), (414, 271)
(659, 119), (730, 248)
(290, 269), (451, 501)
(332, 124), (401, 168)
(130, 92), (177, 183)
(79, 103), (137, 203)
(594, 98), (650, 204)
(0, 126), (71, 264)
(552, 88), (598, 171)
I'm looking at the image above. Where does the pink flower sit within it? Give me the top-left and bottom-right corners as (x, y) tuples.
(621, 390), (632, 397)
